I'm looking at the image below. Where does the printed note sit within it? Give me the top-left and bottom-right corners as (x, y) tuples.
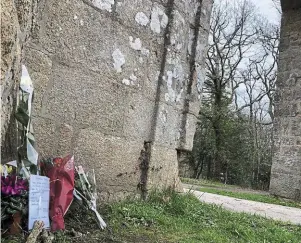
(28, 175), (50, 230)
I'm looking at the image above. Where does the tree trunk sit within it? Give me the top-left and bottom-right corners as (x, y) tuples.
(207, 155), (212, 179)
(194, 153), (204, 179)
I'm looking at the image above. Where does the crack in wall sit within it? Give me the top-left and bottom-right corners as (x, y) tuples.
(149, 0), (175, 142)
(136, 0), (175, 199)
(137, 141), (152, 200)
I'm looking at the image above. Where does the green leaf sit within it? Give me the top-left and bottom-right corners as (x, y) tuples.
(15, 107), (29, 125)
(18, 99), (29, 112)
(29, 164), (37, 175)
(20, 90), (30, 103)
(22, 159), (32, 167)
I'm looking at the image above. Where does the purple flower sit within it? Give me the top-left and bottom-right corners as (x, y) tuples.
(1, 175), (28, 196)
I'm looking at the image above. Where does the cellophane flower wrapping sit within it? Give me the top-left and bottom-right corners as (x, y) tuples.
(74, 166), (106, 229)
(41, 155), (74, 231)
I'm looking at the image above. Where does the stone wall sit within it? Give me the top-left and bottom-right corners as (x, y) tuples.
(1, 0), (213, 200)
(1, 0), (38, 161)
(270, 5), (301, 200)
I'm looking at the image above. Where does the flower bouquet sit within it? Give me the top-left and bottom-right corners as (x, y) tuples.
(73, 166), (107, 229)
(40, 155), (75, 231)
(1, 173), (29, 234)
(1, 65), (38, 235)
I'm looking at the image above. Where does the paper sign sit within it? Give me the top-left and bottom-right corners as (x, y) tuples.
(28, 175), (50, 230)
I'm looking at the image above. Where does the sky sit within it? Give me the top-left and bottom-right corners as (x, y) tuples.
(214, 0), (282, 120)
(204, 0), (282, 120)
(251, 0), (281, 24)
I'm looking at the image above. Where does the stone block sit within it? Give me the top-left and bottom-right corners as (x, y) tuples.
(115, 0), (153, 31)
(290, 118), (301, 136)
(74, 128), (142, 194)
(24, 47), (53, 115)
(194, 29), (210, 63)
(37, 0), (166, 96)
(57, 123), (74, 156)
(272, 154), (301, 176)
(279, 136), (296, 146)
(169, 9), (190, 54)
(163, 52), (190, 108)
(35, 0), (151, 76)
(174, 0), (199, 24)
(147, 143), (182, 191)
(42, 64), (129, 135)
(141, 64), (160, 100)
(32, 116), (59, 158)
(200, 0), (213, 30)
(33, 120), (73, 158)
(153, 103), (181, 148)
(147, 2), (170, 37)
(275, 117), (291, 137)
(123, 93), (154, 140)
(270, 171), (301, 200)
(182, 113), (197, 150)
(189, 100), (201, 117)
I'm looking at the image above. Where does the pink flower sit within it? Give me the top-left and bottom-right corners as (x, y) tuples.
(1, 175), (28, 196)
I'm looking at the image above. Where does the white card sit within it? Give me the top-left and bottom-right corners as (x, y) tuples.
(28, 175), (50, 230)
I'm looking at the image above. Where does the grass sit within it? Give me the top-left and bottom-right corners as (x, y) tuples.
(181, 177), (240, 189)
(112, 190), (301, 242)
(105, 191), (301, 243)
(71, 190), (300, 242)
(2, 190), (301, 242)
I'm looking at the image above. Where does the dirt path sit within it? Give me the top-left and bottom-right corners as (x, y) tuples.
(184, 188), (301, 225)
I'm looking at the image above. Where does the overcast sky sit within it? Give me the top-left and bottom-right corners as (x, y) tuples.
(222, 0), (281, 118)
(251, 0), (281, 24)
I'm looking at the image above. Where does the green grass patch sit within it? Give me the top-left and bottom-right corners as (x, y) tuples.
(181, 177), (239, 189)
(105, 190), (301, 243)
(3, 190), (301, 242)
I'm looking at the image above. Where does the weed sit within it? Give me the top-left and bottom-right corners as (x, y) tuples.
(107, 190), (301, 242)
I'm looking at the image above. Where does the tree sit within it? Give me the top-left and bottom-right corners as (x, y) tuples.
(272, 0), (282, 15)
(192, 0), (280, 188)
(204, 0), (259, 179)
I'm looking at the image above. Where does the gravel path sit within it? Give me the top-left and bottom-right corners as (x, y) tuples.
(184, 188), (301, 225)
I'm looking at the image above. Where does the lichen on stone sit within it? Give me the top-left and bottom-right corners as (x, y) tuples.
(150, 5), (168, 34)
(112, 49), (125, 73)
(135, 12), (149, 26)
(92, 0), (114, 12)
(129, 36), (142, 51)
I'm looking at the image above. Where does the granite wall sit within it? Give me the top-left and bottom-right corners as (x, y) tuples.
(1, 0), (37, 160)
(270, 1), (301, 200)
(1, 0), (213, 200)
